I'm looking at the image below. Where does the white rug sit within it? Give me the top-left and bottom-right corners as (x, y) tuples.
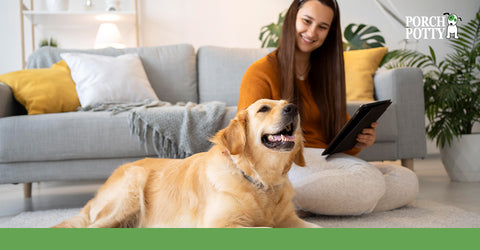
(0, 200), (479, 228)
(305, 200), (480, 228)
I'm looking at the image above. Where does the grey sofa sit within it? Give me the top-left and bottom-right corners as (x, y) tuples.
(0, 44), (426, 197)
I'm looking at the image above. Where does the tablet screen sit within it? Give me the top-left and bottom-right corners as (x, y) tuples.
(322, 99), (392, 156)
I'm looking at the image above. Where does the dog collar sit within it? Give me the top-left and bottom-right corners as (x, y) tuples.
(240, 170), (265, 189)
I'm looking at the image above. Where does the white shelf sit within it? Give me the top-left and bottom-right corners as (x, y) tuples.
(20, 0), (139, 68)
(23, 11), (136, 27)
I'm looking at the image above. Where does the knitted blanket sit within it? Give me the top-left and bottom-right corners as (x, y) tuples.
(79, 100), (227, 159)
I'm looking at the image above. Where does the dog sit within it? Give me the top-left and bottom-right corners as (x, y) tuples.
(443, 12), (462, 39)
(53, 99), (319, 228)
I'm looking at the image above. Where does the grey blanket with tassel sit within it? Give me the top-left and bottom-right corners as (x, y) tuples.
(79, 100), (227, 159)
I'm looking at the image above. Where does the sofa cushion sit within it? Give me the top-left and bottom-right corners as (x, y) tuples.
(0, 60), (80, 115)
(0, 104), (396, 166)
(60, 53), (159, 107)
(0, 112), (150, 163)
(344, 47), (388, 101)
(26, 44), (198, 104)
(0, 106), (239, 164)
(198, 46), (270, 106)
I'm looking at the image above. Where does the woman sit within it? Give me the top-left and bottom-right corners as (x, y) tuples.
(238, 0), (418, 215)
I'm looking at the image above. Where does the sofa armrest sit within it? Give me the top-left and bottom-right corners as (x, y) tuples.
(0, 82), (26, 118)
(374, 68), (426, 159)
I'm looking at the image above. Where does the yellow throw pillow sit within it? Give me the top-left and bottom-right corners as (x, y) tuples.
(0, 60), (80, 115)
(344, 47), (388, 101)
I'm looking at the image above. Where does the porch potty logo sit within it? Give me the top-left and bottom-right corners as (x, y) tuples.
(405, 12), (462, 39)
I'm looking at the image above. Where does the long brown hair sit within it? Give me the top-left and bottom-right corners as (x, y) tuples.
(276, 0), (346, 143)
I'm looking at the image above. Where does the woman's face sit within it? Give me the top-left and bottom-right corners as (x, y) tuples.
(295, 0), (334, 56)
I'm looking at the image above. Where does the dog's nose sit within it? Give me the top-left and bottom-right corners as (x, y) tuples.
(282, 104), (298, 116)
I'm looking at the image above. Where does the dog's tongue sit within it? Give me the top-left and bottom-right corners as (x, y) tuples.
(268, 134), (295, 142)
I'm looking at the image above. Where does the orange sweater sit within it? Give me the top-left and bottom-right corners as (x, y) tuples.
(238, 52), (360, 156)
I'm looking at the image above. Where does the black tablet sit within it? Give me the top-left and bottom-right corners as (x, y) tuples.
(322, 99), (392, 157)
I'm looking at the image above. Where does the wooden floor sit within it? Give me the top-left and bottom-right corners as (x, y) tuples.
(0, 155), (479, 221)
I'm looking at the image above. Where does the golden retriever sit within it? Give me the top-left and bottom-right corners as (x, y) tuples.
(53, 99), (318, 228)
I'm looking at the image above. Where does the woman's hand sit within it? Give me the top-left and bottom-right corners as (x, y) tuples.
(354, 122), (378, 149)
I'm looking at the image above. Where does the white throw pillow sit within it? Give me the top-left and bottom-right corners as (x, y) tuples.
(60, 53), (159, 107)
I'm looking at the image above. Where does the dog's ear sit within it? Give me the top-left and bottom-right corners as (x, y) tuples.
(294, 141), (306, 167)
(211, 110), (247, 155)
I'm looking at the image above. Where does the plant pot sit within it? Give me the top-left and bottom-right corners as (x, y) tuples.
(105, 0), (121, 11)
(440, 133), (480, 182)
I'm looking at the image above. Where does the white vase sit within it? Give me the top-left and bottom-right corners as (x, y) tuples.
(46, 0), (69, 11)
(440, 133), (480, 182)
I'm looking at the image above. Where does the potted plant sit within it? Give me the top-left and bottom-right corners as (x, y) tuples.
(39, 37), (58, 48)
(386, 9), (480, 181)
(259, 10), (285, 48)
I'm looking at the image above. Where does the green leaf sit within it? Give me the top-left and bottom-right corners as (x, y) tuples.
(343, 23), (385, 50)
(258, 10), (286, 48)
(429, 46), (436, 64)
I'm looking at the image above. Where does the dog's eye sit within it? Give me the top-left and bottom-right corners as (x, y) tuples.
(257, 106), (270, 113)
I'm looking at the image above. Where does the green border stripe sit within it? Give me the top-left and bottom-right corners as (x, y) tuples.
(1, 228), (479, 249)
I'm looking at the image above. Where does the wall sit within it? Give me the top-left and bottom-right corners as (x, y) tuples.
(139, 0), (292, 48)
(0, 1), (22, 75)
(2, 0), (478, 73)
(340, 0), (478, 60)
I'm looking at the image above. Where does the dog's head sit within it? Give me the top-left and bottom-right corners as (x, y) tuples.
(444, 12), (462, 26)
(212, 99), (305, 186)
